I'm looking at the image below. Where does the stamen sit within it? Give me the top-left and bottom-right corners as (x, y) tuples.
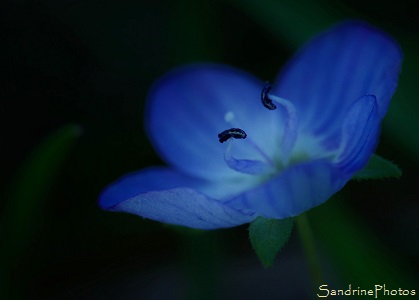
(221, 113), (275, 167)
(218, 128), (247, 143)
(224, 139), (272, 175)
(261, 81), (277, 110)
(268, 94), (298, 164)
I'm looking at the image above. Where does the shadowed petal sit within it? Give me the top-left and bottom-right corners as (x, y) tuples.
(273, 21), (402, 146)
(146, 64), (283, 180)
(109, 189), (256, 229)
(224, 159), (347, 219)
(99, 167), (256, 229)
(335, 94), (381, 173)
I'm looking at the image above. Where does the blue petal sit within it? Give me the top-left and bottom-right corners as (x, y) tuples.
(273, 21), (402, 145)
(146, 64), (283, 180)
(334, 94), (380, 173)
(224, 159), (346, 219)
(99, 167), (256, 229)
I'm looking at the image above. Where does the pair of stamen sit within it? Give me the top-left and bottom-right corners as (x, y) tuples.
(218, 81), (275, 143)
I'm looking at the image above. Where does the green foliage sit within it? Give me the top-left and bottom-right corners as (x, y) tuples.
(229, 0), (342, 48)
(0, 124), (81, 299)
(352, 154), (402, 180)
(249, 216), (294, 268)
(309, 195), (418, 288)
(4, 124), (82, 241)
(383, 43), (419, 165)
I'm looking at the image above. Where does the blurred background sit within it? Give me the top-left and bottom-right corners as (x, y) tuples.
(1, 0), (418, 299)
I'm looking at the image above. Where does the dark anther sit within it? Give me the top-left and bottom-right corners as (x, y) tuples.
(218, 128), (247, 143)
(261, 81), (277, 110)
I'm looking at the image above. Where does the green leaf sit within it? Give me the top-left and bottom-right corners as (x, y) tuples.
(352, 154), (402, 180)
(0, 124), (82, 299)
(229, 0), (342, 49)
(4, 124), (82, 241)
(383, 43), (419, 165)
(249, 216), (294, 268)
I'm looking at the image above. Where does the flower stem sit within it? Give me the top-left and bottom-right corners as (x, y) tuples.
(296, 213), (324, 289)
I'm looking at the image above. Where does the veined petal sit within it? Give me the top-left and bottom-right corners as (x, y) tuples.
(146, 64), (282, 180)
(273, 21), (402, 145)
(99, 167), (206, 208)
(224, 160), (346, 219)
(334, 94), (380, 173)
(99, 167), (256, 229)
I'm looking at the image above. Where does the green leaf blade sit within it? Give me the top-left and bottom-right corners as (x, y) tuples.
(352, 154), (402, 181)
(1, 124), (82, 299)
(2, 124), (82, 257)
(249, 216), (294, 268)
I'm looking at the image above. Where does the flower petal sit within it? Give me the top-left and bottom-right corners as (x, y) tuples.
(99, 167), (256, 229)
(334, 94), (381, 173)
(273, 20), (402, 144)
(146, 64), (282, 180)
(224, 159), (346, 219)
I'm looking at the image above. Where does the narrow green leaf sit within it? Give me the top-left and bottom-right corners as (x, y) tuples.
(4, 124), (82, 241)
(249, 216), (294, 268)
(384, 43), (419, 164)
(229, 0), (342, 49)
(352, 154), (402, 180)
(296, 214), (324, 288)
(0, 124), (82, 299)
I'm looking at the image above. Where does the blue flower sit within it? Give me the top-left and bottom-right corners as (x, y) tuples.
(99, 21), (402, 229)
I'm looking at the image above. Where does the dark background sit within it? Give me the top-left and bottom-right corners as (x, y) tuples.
(1, 0), (418, 299)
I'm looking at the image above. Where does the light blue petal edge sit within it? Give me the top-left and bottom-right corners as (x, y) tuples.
(99, 167), (256, 229)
